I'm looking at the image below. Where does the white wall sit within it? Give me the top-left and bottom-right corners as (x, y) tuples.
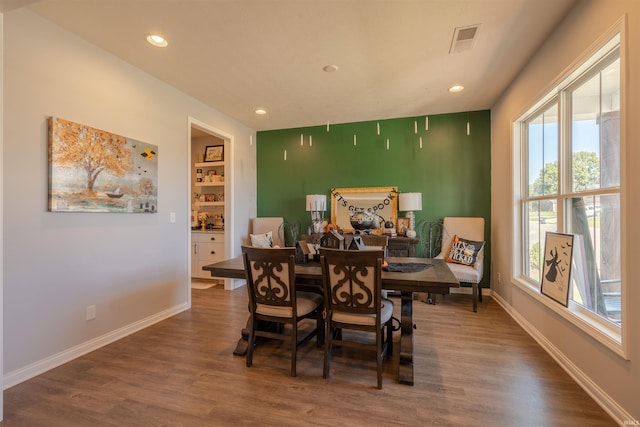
(1, 10), (5, 421)
(2, 8), (256, 387)
(491, 0), (639, 422)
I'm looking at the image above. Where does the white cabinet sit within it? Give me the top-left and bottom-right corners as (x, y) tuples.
(192, 231), (225, 279)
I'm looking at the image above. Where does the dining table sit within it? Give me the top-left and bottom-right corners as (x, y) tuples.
(203, 256), (459, 386)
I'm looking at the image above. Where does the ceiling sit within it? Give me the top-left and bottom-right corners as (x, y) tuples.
(8, 0), (576, 131)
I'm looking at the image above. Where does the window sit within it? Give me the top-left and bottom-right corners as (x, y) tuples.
(515, 33), (623, 347)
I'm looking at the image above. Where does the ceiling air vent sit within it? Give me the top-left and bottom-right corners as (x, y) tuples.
(449, 24), (480, 54)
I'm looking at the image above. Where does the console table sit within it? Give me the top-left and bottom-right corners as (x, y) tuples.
(301, 233), (418, 257)
(386, 236), (419, 257)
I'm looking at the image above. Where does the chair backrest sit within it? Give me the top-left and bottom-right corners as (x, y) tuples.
(242, 246), (297, 317)
(360, 234), (389, 250)
(320, 248), (384, 319)
(438, 217), (485, 258)
(250, 217), (285, 247)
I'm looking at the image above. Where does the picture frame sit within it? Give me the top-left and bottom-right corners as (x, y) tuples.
(204, 194), (215, 202)
(330, 186), (398, 233)
(204, 145), (224, 162)
(540, 232), (574, 307)
(397, 217), (409, 236)
(48, 116), (158, 213)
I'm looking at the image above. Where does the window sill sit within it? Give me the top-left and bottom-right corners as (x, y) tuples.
(512, 277), (627, 360)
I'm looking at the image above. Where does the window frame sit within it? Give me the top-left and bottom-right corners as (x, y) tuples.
(511, 21), (628, 360)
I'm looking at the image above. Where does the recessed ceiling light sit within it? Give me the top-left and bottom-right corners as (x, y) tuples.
(323, 64), (339, 73)
(449, 84), (465, 93)
(146, 34), (168, 47)
(255, 108), (267, 115)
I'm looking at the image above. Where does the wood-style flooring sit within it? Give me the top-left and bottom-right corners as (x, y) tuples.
(3, 287), (616, 426)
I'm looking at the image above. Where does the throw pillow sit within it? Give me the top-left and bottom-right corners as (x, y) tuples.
(250, 231), (273, 248)
(446, 235), (485, 266)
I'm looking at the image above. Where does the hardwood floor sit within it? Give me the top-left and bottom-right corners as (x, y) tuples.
(3, 287), (616, 426)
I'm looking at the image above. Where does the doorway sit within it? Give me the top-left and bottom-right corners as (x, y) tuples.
(188, 118), (234, 305)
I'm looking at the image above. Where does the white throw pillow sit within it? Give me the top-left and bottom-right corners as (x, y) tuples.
(250, 231), (273, 248)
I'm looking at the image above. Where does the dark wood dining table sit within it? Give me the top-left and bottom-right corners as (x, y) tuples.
(203, 256), (459, 386)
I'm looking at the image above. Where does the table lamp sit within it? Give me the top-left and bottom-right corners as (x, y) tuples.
(399, 192), (422, 238)
(306, 194), (326, 234)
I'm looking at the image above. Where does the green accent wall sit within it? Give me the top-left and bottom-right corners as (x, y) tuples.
(256, 110), (491, 287)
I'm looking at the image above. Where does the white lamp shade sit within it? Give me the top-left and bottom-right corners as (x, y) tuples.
(399, 192), (422, 212)
(306, 194), (326, 211)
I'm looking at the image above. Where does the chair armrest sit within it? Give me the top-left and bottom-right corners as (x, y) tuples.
(474, 246), (484, 277)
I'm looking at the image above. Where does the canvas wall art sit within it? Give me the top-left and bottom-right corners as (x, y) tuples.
(48, 117), (158, 213)
(540, 232), (574, 306)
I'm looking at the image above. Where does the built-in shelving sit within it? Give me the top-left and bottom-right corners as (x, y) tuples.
(191, 143), (226, 280)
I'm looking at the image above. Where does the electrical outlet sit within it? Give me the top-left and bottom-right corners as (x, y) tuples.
(497, 272), (502, 284)
(86, 305), (96, 320)
(170, 212), (176, 223)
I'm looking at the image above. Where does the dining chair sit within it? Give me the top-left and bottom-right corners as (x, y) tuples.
(242, 246), (324, 376)
(359, 234), (389, 252)
(357, 234), (392, 297)
(319, 248), (394, 389)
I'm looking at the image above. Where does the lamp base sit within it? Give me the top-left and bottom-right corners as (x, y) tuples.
(405, 210), (416, 238)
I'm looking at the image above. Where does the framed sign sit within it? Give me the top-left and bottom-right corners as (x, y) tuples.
(397, 217), (409, 236)
(330, 186), (398, 233)
(540, 232), (574, 306)
(204, 145), (224, 162)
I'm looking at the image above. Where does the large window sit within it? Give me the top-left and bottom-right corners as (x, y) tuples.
(516, 33), (623, 341)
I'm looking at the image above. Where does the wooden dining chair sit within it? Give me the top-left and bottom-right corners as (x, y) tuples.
(319, 248), (394, 389)
(242, 246), (324, 376)
(359, 234), (389, 253)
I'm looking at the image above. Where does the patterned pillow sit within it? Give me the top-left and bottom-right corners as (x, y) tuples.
(446, 235), (485, 266)
(250, 231), (273, 248)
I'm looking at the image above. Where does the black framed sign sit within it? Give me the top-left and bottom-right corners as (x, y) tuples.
(540, 232), (574, 306)
(204, 145), (223, 162)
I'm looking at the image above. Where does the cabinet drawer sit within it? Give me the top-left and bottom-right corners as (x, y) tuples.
(198, 242), (224, 262)
(193, 232), (225, 243)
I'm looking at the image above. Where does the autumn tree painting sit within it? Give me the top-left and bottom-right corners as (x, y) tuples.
(50, 117), (132, 193)
(49, 117), (158, 213)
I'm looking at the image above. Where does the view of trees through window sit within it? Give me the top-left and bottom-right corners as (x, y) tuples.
(520, 37), (621, 327)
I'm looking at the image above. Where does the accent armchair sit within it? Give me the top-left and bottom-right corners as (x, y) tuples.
(435, 217), (485, 312)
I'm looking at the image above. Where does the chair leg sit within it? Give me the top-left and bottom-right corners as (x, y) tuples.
(376, 329), (383, 389)
(472, 283), (478, 312)
(316, 309), (324, 347)
(291, 321), (297, 377)
(323, 322), (332, 379)
(386, 321), (393, 357)
(478, 283), (483, 302)
(246, 317), (256, 368)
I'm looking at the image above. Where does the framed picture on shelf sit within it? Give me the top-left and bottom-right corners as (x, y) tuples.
(540, 232), (574, 307)
(397, 217), (409, 236)
(204, 194), (215, 202)
(204, 145), (224, 162)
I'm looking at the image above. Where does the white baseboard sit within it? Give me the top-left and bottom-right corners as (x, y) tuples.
(225, 278), (246, 290)
(3, 302), (189, 389)
(491, 293), (632, 425)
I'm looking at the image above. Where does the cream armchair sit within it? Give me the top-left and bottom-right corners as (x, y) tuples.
(435, 217), (485, 312)
(249, 217), (285, 247)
